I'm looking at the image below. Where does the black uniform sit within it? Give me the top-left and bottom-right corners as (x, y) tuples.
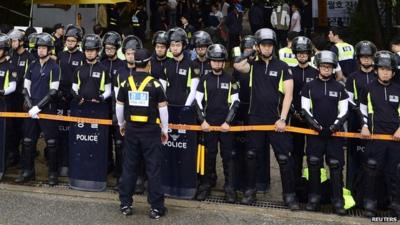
(23, 58), (60, 177)
(244, 58), (297, 205)
(192, 58), (212, 77)
(150, 54), (167, 80)
(164, 55), (198, 105)
(118, 71), (167, 211)
(196, 71), (238, 190)
(345, 69), (376, 188)
(361, 80), (400, 216)
(301, 76), (348, 210)
(290, 65), (318, 182)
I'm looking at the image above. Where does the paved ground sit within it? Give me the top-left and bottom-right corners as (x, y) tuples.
(0, 184), (370, 225)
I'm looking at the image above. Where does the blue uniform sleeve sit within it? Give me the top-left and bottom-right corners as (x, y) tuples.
(197, 76), (205, 93)
(330, 45), (338, 56)
(52, 63), (61, 82)
(301, 83), (311, 98)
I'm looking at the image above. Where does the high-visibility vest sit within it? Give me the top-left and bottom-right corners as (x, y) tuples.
(335, 42), (355, 61)
(279, 47), (298, 67)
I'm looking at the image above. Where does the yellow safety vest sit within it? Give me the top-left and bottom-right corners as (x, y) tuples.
(335, 42), (354, 61)
(279, 47), (298, 67)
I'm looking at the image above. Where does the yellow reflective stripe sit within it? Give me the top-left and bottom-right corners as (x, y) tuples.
(49, 70), (53, 86)
(353, 79), (358, 100)
(99, 72), (105, 92)
(130, 115), (160, 124)
(3, 70), (9, 89)
(128, 76), (153, 92)
(336, 43), (354, 61)
(249, 65), (253, 88)
(367, 93), (373, 113)
(278, 70), (284, 94)
(309, 90), (313, 110)
(204, 80), (207, 102)
(24, 61), (28, 74)
(117, 75), (120, 88)
(77, 71), (81, 89)
(228, 82), (232, 104)
(187, 67), (192, 88)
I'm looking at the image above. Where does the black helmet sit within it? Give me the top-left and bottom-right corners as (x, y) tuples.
(167, 27), (188, 46)
(152, 31), (168, 46)
(28, 32), (39, 49)
(240, 35), (257, 50)
(35, 32), (54, 48)
(82, 34), (102, 51)
(314, 50), (338, 68)
(292, 36), (312, 54)
(374, 50), (397, 70)
(355, 41), (377, 58)
(102, 31), (122, 48)
(254, 28), (277, 45)
(0, 33), (10, 51)
(192, 30), (212, 48)
(7, 29), (24, 41)
(206, 44), (228, 61)
(134, 48), (152, 67)
(65, 24), (83, 41)
(122, 35), (143, 54)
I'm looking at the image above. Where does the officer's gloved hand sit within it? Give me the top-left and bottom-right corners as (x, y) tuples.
(319, 127), (333, 137)
(97, 95), (105, 103)
(28, 106), (41, 119)
(0, 90), (5, 96)
(329, 122), (341, 134)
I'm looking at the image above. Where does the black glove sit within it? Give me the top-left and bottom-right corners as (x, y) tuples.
(97, 95), (105, 102)
(319, 127), (333, 137)
(329, 122), (341, 133)
(0, 90), (4, 96)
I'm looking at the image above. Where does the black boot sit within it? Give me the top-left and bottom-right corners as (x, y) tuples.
(114, 140), (123, 178)
(224, 157), (237, 203)
(196, 184), (211, 201)
(47, 139), (58, 186)
(363, 159), (378, 217)
(277, 154), (300, 211)
(15, 138), (35, 183)
(328, 159), (346, 216)
(306, 156), (321, 211)
(241, 188), (256, 205)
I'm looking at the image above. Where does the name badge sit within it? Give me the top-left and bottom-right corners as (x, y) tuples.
(0, 71), (4, 77)
(269, 71), (278, 77)
(329, 91), (338, 97)
(389, 95), (399, 103)
(178, 69), (187, 76)
(221, 83), (229, 89)
(19, 61), (25, 67)
(128, 91), (149, 107)
(72, 61), (80, 66)
(92, 72), (101, 78)
(306, 77), (314, 83)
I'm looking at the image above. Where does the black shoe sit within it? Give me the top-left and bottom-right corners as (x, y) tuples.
(120, 205), (133, 216)
(241, 189), (256, 205)
(225, 188), (237, 204)
(134, 177), (145, 194)
(149, 207), (167, 219)
(48, 172), (59, 186)
(306, 202), (320, 211)
(283, 193), (300, 211)
(15, 170), (35, 183)
(333, 206), (346, 216)
(195, 186), (210, 201)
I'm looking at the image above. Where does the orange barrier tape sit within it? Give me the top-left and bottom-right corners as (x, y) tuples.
(0, 112), (396, 141)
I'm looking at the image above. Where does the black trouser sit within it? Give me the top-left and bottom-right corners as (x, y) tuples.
(306, 135), (345, 205)
(200, 131), (236, 189)
(111, 125), (124, 178)
(245, 117), (296, 200)
(8, 93), (24, 160)
(23, 106), (59, 173)
(363, 139), (400, 212)
(290, 118), (307, 184)
(119, 125), (164, 209)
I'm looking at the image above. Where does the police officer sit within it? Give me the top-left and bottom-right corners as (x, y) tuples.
(165, 27), (199, 106)
(117, 48), (168, 219)
(56, 25), (85, 176)
(0, 33), (17, 177)
(114, 35), (145, 193)
(233, 28), (300, 210)
(191, 31), (213, 77)
(71, 34), (111, 109)
(301, 50), (348, 215)
(290, 36), (318, 183)
(194, 44), (240, 202)
(278, 31), (298, 67)
(360, 51), (400, 217)
(150, 31), (168, 90)
(8, 29), (36, 166)
(345, 41), (377, 188)
(16, 33), (60, 185)
(328, 27), (357, 78)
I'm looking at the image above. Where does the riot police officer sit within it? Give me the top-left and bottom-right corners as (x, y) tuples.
(194, 44), (239, 202)
(150, 31), (168, 90)
(290, 36), (318, 184)
(117, 48), (168, 219)
(0, 33), (17, 178)
(345, 41), (377, 188)
(301, 50), (348, 215)
(233, 28), (300, 210)
(16, 33), (60, 185)
(165, 27), (199, 106)
(56, 25), (85, 176)
(360, 51), (400, 217)
(191, 31), (213, 77)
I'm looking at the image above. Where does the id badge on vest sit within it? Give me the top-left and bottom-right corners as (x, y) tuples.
(128, 91), (149, 107)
